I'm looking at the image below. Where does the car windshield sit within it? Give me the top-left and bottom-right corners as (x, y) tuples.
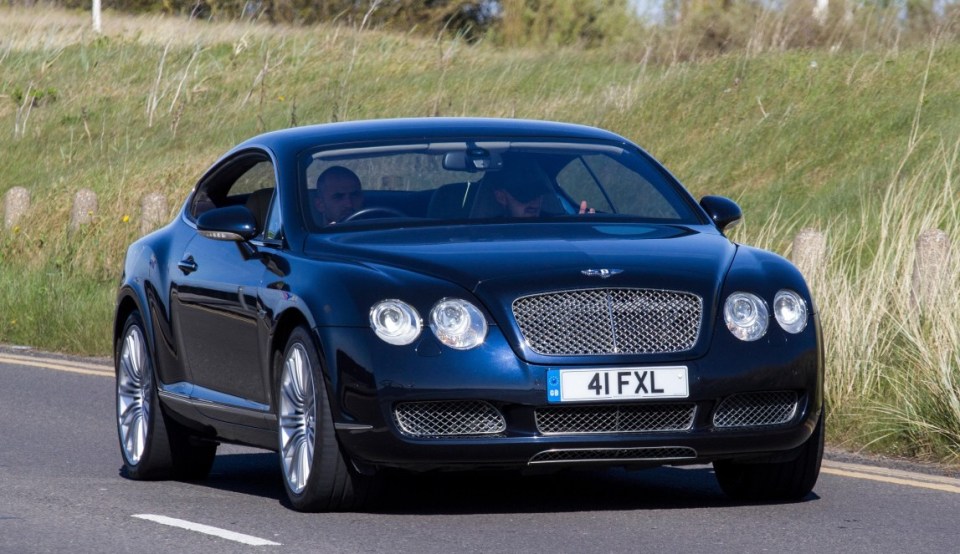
(299, 140), (702, 230)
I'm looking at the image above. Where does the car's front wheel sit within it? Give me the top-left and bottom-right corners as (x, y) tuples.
(713, 411), (824, 502)
(116, 310), (217, 480)
(277, 326), (375, 512)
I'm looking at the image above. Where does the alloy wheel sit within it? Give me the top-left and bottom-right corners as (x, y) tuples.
(279, 343), (317, 494)
(117, 324), (151, 465)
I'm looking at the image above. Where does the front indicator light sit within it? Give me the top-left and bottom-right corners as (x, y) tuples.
(724, 292), (769, 341)
(429, 298), (488, 350)
(370, 300), (422, 346)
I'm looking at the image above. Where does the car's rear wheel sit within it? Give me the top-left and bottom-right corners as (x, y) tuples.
(116, 310), (217, 480)
(713, 411), (824, 502)
(277, 326), (375, 512)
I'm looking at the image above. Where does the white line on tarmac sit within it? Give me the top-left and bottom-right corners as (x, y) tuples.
(132, 514), (281, 546)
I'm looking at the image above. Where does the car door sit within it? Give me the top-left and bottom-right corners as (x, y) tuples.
(171, 153), (276, 408)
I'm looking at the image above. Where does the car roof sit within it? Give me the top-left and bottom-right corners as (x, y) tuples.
(230, 118), (633, 157)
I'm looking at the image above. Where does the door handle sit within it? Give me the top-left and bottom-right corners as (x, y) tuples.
(178, 256), (198, 275)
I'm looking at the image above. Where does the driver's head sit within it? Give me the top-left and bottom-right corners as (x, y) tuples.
(314, 166), (363, 224)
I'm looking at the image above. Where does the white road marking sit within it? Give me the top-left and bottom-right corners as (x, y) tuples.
(132, 514), (281, 546)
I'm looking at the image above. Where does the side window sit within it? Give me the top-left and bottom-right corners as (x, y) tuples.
(582, 155), (679, 219)
(556, 154), (681, 219)
(189, 156), (278, 234)
(555, 158), (614, 213)
(263, 196), (282, 240)
(225, 161), (275, 202)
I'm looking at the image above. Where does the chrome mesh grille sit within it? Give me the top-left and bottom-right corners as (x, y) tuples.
(529, 447), (697, 464)
(512, 288), (702, 355)
(393, 400), (506, 438)
(535, 404), (696, 435)
(713, 391), (798, 428)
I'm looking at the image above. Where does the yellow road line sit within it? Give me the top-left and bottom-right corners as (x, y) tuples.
(822, 462), (960, 494)
(0, 354), (112, 377)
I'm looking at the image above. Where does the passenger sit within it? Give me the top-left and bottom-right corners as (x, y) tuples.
(488, 172), (596, 217)
(485, 170), (552, 218)
(313, 166), (363, 225)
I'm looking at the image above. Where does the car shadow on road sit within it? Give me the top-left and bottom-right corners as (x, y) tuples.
(194, 450), (819, 514)
(203, 451), (285, 502)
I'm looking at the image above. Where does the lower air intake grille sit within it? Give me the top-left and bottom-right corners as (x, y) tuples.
(394, 400), (506, 438)
(529, 447), (697, 465)
(535, 404), (696, 435)
(713, 391), (798, 428)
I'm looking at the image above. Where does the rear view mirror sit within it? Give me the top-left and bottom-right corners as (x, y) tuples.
(443, 149), (503, 172)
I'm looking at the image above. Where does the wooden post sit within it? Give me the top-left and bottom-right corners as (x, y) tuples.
(71, 189), (98, 230)
(140, 192), (168, 234)
(790, 228), (826, 282)
(4, 187), (30, 231)
(911, 229), (950, 312)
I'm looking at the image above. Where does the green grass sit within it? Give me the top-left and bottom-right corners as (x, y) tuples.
(1, 7), (958, 463)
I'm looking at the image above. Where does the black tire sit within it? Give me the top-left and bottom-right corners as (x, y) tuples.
(714, 411), (824, 502)
(116, 310), (217, 481)
(276, 326), (376, 512)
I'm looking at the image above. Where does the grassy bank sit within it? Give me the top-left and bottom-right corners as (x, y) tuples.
(1, 8), (958, 463)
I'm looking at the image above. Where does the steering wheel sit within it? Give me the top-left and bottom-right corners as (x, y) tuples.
(340, 207), (407, 222)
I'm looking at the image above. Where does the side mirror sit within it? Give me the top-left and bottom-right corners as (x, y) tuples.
(699, 195), (742, 233)
(197, 205), (258, 242)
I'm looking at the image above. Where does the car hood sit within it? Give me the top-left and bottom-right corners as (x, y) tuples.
(303, 223), (736, 303)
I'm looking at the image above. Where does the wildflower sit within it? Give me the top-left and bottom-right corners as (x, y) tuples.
(278, 95), (285, 102)
(122, 215), (130, 223)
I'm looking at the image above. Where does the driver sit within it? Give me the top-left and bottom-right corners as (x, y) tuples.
(313, 166), (364, 225)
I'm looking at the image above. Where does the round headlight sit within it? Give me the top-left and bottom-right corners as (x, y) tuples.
(429, 298), (487, 350)
(723, 292), (769, 341)
(370, 300), (421, 346)
(774, 289), (808, 334)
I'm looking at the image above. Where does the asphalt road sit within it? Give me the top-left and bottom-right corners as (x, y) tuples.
(1, 348), (959, 554)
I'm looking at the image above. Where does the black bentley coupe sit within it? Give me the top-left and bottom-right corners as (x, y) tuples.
(114, 118), (823, 511)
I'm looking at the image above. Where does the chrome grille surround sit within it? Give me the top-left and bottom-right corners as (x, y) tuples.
(512, 288), (702, 356)
(535, 404), (696, 435)
(393, 400), (506, 438)
(529, 447), (697, 465)
(713, 391), (799, 428)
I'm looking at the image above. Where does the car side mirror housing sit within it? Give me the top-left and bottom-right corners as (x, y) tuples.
(699, 195), (742, 233)
(197, 205), (259, 242)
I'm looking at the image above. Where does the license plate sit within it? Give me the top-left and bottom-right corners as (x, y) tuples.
(546, 367), (688, 403)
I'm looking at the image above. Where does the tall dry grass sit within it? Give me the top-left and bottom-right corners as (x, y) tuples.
(737, 123), (960, 462)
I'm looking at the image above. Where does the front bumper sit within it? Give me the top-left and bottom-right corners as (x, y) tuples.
(318, 322), (823, 471)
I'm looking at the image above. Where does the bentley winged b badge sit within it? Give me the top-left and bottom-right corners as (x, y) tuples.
(581, 269), (624, 279)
